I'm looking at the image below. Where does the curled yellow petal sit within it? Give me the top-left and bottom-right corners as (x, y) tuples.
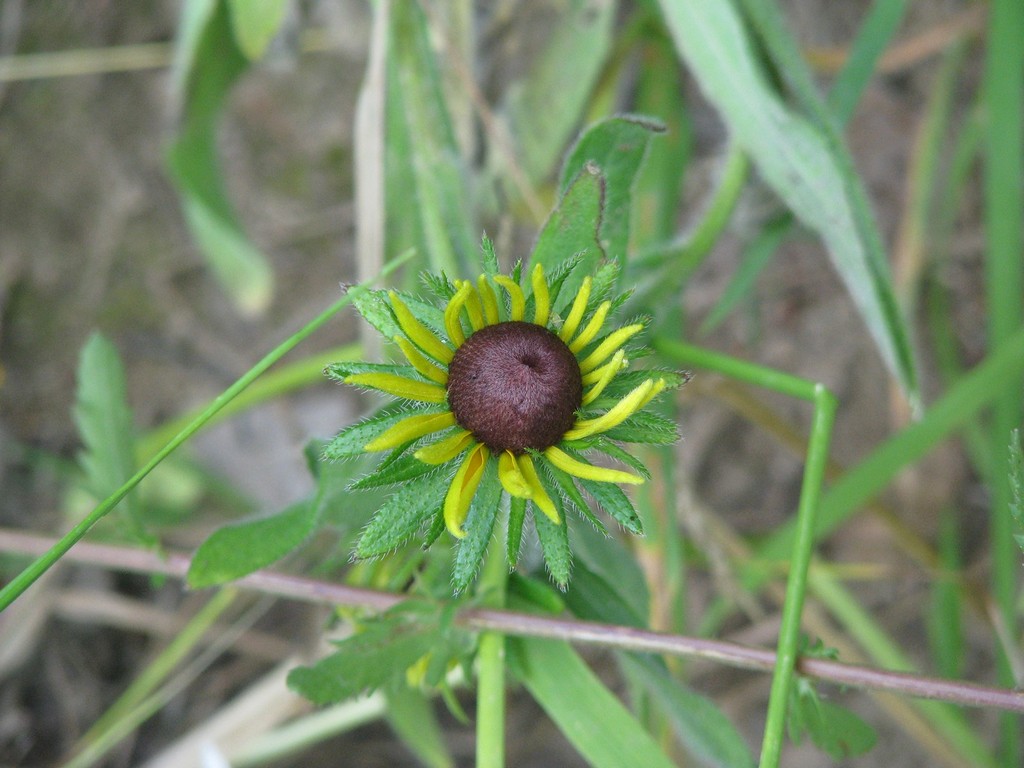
(544, 445), (644, 485)
(389, 291), (453, 364)
(569, 300), (611, 353)
(559, 276), (592, 342)
(463, 282), (486, 331)
(498, 450), (532, 498)
(518, 454), (559, 523)
(531, 263), (550, 326)
(581, 349), (626, 406)
(444, 443), (489, 538)
(638, 377), (667, 409)
(578, 323), (644, 374)
(345, 372), (447, 403)
(478, 275), (500, 326)
(364, 411), (456, 451)
(414, 429), (474, 464)
(565, 379), (653, 440)
(444, 282), (472, 347)
(394, 336), (447, 385)
(494, 275), (525, 321)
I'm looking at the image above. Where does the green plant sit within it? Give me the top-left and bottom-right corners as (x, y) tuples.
(2, 1), (1023, 767)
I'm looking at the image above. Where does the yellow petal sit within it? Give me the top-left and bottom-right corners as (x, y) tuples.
(565, 379), (653, 440)
(531, 263), (550, 326)
(544, 445), (644, 485)
(414, 429), (475, 464)
(444, 282), (472, 347)
(463, 282), (486, 331)
(559, 276), (592, 342)
(389, 291), (453, 364)
(478, 275), (500, 326)
(518, 454), (560, 523)
(568, 300), (611, 353)
(498, 450), (532, 498)
(581, 349), (626, 406)
(364, 411), (456, 451)
(394, 336), (448, 385)
(578, 323), (644, 374)
(637, 378), (667, 409)
(345, 372), (447, 403)
(444, 443), (489, 538)
(494, 275), (525, 321)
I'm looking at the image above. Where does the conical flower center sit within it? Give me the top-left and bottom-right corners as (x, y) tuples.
(447, 321), (583, 454)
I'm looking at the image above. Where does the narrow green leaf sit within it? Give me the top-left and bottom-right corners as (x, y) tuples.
(508, 637), (676, 768)
(349, 451), (440, 490)
(452, 458), (502, 592)
(187, 501), (315, 588)
(349, 287), (402, 339)
(622, 654), (756, 768)
(530, 163), (606, 299)
(323, 406), (441, 460)
(560, 116), (666, 266)
(577, 475), (643, 535)
(167, 0), (273, 315)
(324, 361), (426, 383)
(533, 501), (571, 589)
(506, 496), (527, 567)
(928, 508), (965, 678)
(356, 467), (453, 558)
(543, 461), (608, 534)
(73, 333), (143, 538)
(659, 0), (918, 403)
(226, 0), (288, 60)
(602, 410), (679, 445)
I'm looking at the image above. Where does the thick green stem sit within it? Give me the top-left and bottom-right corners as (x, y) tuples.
(475, 535), (510, 768)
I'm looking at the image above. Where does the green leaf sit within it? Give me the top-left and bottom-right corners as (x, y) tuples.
(324, 361), (426, 383)
(622, 654), (756, 768)
(602, 410), (679, 444)
(73, 333), (144, 539)
(356, 467), (454, 558)
(386, 1), (476, 274)
(533, 501), (571, 589)
(349, 451), (441, 490)
(560, 115), (666, 264)
(167, 0), (273, 315)
(187, 500), (315, 588)
(452, 458), (502, 592)
(226, 0), (287, 60)
(589, 438), (653, 481)
(543, 461), (608, 534)
(1008, 429), (1023, 554)
(349, 286), (402, 339)
(577, 475), (643, 535)
(506, 496), (527, 567)
(508, 637), (677, 768)
(658, 0), (919, 404)
(323, 406), (441, 460)
(788, 678), (877, 760)
(501, 0), (615, 183)
(288, 602), (442, 705)
(385, 685), (454, 768)
(530, 163), (606, 299)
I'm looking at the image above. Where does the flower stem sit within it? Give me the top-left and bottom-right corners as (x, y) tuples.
(475, 535), (509, 768)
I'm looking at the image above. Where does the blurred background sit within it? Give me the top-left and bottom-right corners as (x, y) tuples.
(0, 1), (1014, 766)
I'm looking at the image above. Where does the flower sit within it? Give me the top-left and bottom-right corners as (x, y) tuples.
(325, 246), (682, 586)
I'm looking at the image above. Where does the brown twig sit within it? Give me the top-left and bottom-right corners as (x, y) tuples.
(2, 528), (1021, 714)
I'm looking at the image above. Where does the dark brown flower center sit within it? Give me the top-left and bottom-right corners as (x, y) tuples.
(446, 321), (582, 454)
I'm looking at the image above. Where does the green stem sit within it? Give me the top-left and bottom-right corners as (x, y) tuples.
(476, 533), (510, 768)
(758, 385), (837, 768)
(0, 255), (411, 614)
(653, 339), (838, 767)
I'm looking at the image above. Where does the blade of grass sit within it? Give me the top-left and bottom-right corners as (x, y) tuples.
(981, 0), (1024, 763)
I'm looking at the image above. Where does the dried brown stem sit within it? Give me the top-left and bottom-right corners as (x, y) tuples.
(2, 528), (1021, 714)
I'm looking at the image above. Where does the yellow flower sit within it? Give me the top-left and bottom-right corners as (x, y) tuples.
(334, 260), (675, 542)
